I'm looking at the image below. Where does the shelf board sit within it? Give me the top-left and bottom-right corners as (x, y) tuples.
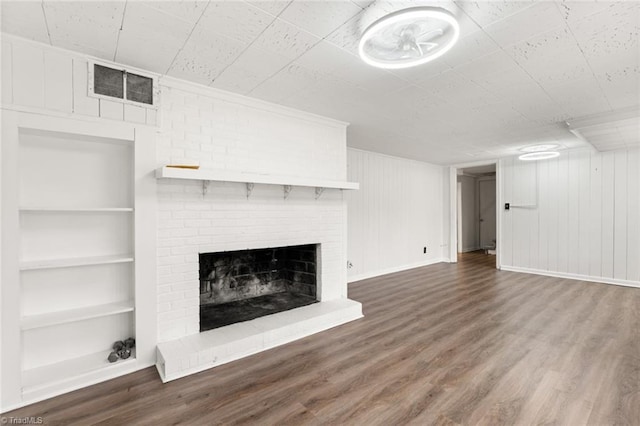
(156, 166), (359, 190)
(20, 207), (133, 212)
(21, 300), (135, 331)
(22, 349), (136, 394)
(20, 254), (134, 271)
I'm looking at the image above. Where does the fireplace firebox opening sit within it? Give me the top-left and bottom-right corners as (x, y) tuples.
(199, 244), (318, 331)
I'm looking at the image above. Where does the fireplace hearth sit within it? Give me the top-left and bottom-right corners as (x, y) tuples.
(199, 244), (318, 332)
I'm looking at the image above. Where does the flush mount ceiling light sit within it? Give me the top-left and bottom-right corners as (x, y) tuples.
(520, 143), (560, 153)
(518, 151), (561, 161)
(358, 7), (460, 69)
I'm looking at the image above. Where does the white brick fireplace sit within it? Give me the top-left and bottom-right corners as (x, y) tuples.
(154, 79), (363, 381)
(0, 36), (362, 408)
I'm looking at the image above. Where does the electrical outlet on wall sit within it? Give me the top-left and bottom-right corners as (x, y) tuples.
(423, 246), (427, 254)
(347, 260), (353, 269)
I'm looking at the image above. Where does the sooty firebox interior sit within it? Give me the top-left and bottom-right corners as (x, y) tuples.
(199, 244), (318, 331)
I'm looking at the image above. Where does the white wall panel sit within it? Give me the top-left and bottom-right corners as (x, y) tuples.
(4, 36), (156, 125)
(546, 158), (559, 272)
(12, 42), (44, 107)
(537, 160), (549, 271)
(577, 149), (590, 276)
(346, 149), (445, 281)
(613, 150), (628, 280)
(501, 147), (640, 286)
(588, 153), (602, 277)
(556, 154), (569, 273)
(601, 152), (615, 278)
(567, 150), (580, 273)
(1, 40), (13, 104)
(626, 149), (640, 282)
(44, 50), (72, 113)
(72, 58), (99, 117)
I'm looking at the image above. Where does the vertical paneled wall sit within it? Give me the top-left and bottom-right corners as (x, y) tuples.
(346, 149), (445, 282)
(500, 147), (640, 285)
(1, 36), (157, 126)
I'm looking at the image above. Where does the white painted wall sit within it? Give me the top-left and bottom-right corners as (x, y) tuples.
(500, 147), (640, 287)
(346, 149), (446, 282)
(1, 35), (157, 126)
(457, 175), (479, 252)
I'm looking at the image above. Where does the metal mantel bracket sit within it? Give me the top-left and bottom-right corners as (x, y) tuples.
(202, 180), (211, 197)
(315, 187), (325, 200)
(283, 185), (292, 200)
(246, 182), (254, 199)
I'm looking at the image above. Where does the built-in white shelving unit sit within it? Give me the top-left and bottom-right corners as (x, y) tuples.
(2, 111), (157, 412)
(12, 125), (137, 405)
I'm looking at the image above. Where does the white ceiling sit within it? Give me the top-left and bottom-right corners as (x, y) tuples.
(1, 0), (639, 164)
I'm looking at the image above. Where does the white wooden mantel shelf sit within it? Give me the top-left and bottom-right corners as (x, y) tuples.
(156, 166), (359, 198)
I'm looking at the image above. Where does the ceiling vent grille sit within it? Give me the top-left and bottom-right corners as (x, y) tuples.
(89, 61), (157, 107)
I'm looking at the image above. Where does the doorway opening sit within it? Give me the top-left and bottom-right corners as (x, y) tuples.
(456, 164), (497, 268)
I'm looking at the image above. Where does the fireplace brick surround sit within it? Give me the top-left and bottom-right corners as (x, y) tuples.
(154, 82), (362, 381)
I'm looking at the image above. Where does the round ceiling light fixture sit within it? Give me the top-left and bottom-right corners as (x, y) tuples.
(518, 151), (561, 161)
(358, 7), (460, 69)
(520, 144), (560, 153)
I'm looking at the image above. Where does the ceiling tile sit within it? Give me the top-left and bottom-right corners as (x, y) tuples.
(416, 69), (501, 108)
(253, 19), (321, 60)
(569, 2), (640, 74)
(324, 10), (366, 56)
(278, 0), (362, 38)
(250, 63), (321, 103)
(454, 50), (533, 95)
(295, 40), (355, 75)
(389, 59), (452, 84)
(454, 0), (536, 28)
(196, 1), (276, 45)
(246, 0), (292, 17)
(543, 77), (612, 118)
(483, 2), (567, 47)
(351, 0), (373, 8)
(167, 30), (247, 85)
(116, 3), (194, 73)
(596, 66), (640, 110)
(143, 1), (209, 24)
(505, 26), (592, 85)
(555, 1), (618, 25)
(295, 43), (407, 93)
(43, 1), (125, 60)
(442, 29), (500, 68)
(211, 43), (292, 93)
(0, 1), (50, 44)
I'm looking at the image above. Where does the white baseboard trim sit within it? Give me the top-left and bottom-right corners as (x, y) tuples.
(1, 361), (156, 414)
(500, 265), (640, 289)
(348, 258), (448, 283)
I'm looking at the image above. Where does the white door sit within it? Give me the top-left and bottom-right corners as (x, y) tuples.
(478, 179), (496, 248)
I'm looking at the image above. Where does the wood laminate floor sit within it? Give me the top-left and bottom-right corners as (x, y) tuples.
(6, 258), (639, 425)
